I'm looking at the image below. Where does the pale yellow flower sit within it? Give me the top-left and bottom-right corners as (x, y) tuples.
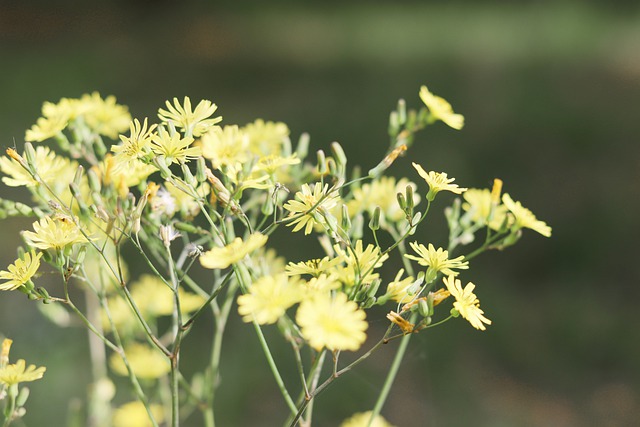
(243, 119), (290, 156)
(164, 180), (210, 219)
(385, 269), (417, 303)
(296, 292), (367, 351)
(150, 128), (200, 164)
(200, 125), (250, 170)
(131, 274), (205, 317)
(333, 240), (389, 287)
(200, 233), (268, 270)
(112, 401), (165, 427)
(412, 162), (467, 201)
(405, 242), (468, 278)
(25, 113), (69, 142)
(0, 251), (42, 291)
(158, 97), (221, 137)
(285, 256), (342, 277)
(254, 154), (300, 176)
(502, 193), (552, 237)
(443, 275), (491, 330)
(237, 273), (304, 324)
(283, 183), (340, 235)
(303, 274), (342, 294)
(80, 92), (131, 139)
(0, 146), (77, 188)
(111, 118), (156, 167)
(347, 176), (420, 224)
(23, 215), (89, 250)
(340, 411), (396, 427)
(0, 359), (46, 386)
(110, 343), (170, 379)
(419, 85), (464, 130)
(462, 188), (508, 230)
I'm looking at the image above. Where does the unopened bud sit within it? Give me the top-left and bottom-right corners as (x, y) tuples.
(295, 133), (310, 159)
(368, 206), (381, 231)
(341, 205), (351, 231)
(196, 157), (207, 183)
(330, 142), (347, 168)
(316, 150), (327, 175)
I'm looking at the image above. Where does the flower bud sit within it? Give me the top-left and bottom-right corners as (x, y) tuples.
(341, 204), (351, 231)
(397, 99), (407, 125)
(23, 142), (37, 167)
(368, 206), (381, 231)
(295, 132), (310, 159)
(316, 150), (327, 175)
(405, 184), (414, 217)
(330, 142), (347, 168)
(196, 157), (207, 183)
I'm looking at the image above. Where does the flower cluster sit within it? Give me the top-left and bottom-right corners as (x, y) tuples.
(0, 86), (550, 427)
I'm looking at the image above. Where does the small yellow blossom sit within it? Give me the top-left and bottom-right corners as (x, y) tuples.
(0, 146), (77, 188)
(385, 269), (417, 303)
(303, 274), (342, 294)
(111, 118), (156, 166)
(333, 240), (389, 287)
(405, 242), (469, 278)
(412, 162), (467, 201)
(254, 154), (301, 176)
(0, 251), (42, 291)
(347, 176), (420, 224)
(200, 125), (250, 170)
(80, 93), (131, 139)
(158, 97), (221, 137)
(200, 233), (268, 270)
(112, 401), (165, 427)
(25, 113), (69, 142)
(285, 256), (342, 277)
(443, 275), (491, 331)
(502, 193), (552, 237)
(110, 343), (170, 379)
(462, 188), (508, 230)
(237, 273), (304, 324)
(340, 411), (396, 427)
(0, 359), (46, 386)
(419, 85), (464, 130)
(23, 215), (88, 250)
(150, 128), (200, 164)
(296, 292), (367, 352)
(284, 183), (340, 235)
(243, 119), (290, 156)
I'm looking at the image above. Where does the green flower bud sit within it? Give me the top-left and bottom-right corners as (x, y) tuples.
(295, 132), (310, 159)
(368, 206), (381, 231)
(330, 142), (348, 168)
(87, 168), (101, 193)
(316, 150), (327, 175)
(196, 157), (207, 183)
(405, 184), (414, 217)
(397, 99), (407, 125)
(16, 385), (30, 407)
(341, 204), (351, 231)
(23, 142), (37, 167)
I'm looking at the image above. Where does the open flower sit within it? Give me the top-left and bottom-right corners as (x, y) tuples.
(112, 401), (165, 427)
(237, 273), (303, 324)
(110, 343), (170, 380)
(23, 215), (89, 250)
(462, 188), (508, 230)
(405, 242), (468, 278)
(412, 163), (467, 201)
(111, 118), (156, 166)
(296, 292), (367, 351)
(158, 97), (222, 137)
(283, 183), (340, 235)
(0, 359), (46, 386)
(200, 233), (268, 270)
(0, 251), (42, 291)
(150, 128), (200, 164)
(443, 275), (491, 331)
(419, 85), (464, 130)
(502, 193), (552, 237)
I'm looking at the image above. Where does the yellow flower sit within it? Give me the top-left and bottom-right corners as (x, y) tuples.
(412, 162), (467, 201)
(80, 92), (131, 139)
(0, 359), (46, 386)
(200, 125), (250, 170)
(112, 401), (165, 427)
(502, 193), (552, 237)
(150, 128), (200, 164)
(462, 188), (508, 230)
(243, 119), (290, 156)
(25, 113), (69, 142)
(110, 343), (170, 379)
(23, 215), (89, 250)
(111, 118), (156, 165)
(385, 269), (417, 303)
(200, 233), (268, 270)
(0, 251), (42, 291)
(129, 274), (205, 318)
(0, 146), (77, 188)
(340, 411), (396, 427)
(283, 183), (340, 235)
(237, 273), (304, 324)
(419, 85), (464, 130)
(333, 240), (389, 287)
(443, 275), (491, 331)
(296, 292), (367, 352)
(347, 176), (420, 224)
(158, 97), (222, 137)
(254, 154), (301, 176)
(285, 256), (342, 278)
(303, 274), (342, 294)
(405, 242), (469, 279)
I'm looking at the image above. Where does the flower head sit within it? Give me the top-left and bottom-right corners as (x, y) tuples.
(296, 292), (367, 351)
(200, 233), (268, 270)
(111, 118), (156, 164)
(23, 215), (88, 250)
(285, 256), (342, 278)
(385, 269), (418, 303)
(443, 275), (491, 330)
(243, 119), (290, 156)
(412, 163), (467, 201)
(502, 193), (551, 237)
(80, 93), (131, 139)
(200, 125), (250, 170)
(405, 242), (468, 280)
(419, 85), (464, 130)
(158, 97), (222, 137)
(110, 343), (170, 379)
(340, 411), (396, 427)
(333, 240), (389, 287)
(0, 359), (46, 386)
(0, 146), (77, 188)
(150, 127), (200, 164)
(284, 183), (340, 235)
(25, 113), (69, 142)
(462, 188), (508, 230)
(0, 251), (42, 291)
(237, 274), (304, 324)
(112, 401), (165, 427)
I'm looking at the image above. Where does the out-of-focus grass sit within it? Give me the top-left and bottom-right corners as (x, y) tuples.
(1, 1), (639, 425)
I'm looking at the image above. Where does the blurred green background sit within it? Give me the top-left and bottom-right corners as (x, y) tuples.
(1, 1), (639, 426)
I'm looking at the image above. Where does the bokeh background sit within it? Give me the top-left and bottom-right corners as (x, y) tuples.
(1, 1), (639, 426)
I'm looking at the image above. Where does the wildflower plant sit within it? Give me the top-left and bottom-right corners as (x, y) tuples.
(0, 88), (550, 426)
